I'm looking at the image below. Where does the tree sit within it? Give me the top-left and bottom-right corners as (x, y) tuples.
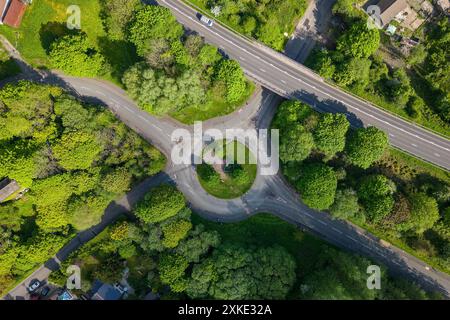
(309, 49), (335, 79)
(301, 246), (383, 300)
(52, 131), (103, 170)
(122, 62), (206, 115)
(333, 57), (371, 88)
(176, 225), (221, 263)
(345, 127), (388, 169)
(336, 22), (380, 58)
(214, 60), (247, 103)
(329, 188), (360, 220)
(358, 175), (395, 223)
(49, 33), (106, 77)
(279, 125), (314, 162)
(134, 185), (185, 223)
(158, 253), (189, 292)
(397, 193), (439, 234)
(100, 167), (133, 194)
(101, 0), (141, 40)
(296, 163), (337, 210)
(128, 6), (183, 56)
(161, 219), (193, 249)
(314, 113), (350, 157)
(187, 244), (296, 299)
(407, 44), (427, 66)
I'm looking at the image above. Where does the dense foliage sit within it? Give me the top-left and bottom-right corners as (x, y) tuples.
(272, 98), (450, 273)
(306, 0), (450, 135)
(0, 82), (165, 293)
(195, 0), (307, 50)
(122, 5), (251, 117)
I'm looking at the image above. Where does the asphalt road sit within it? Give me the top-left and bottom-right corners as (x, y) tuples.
(3, 1), (450, 298)
(159, 0), (450, 170)
(41, 74), (448, 298)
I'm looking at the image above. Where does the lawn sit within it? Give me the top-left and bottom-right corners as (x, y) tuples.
(170, 81), (255, 124)
(0, 0), (138, 85)
(197, 140), (257, 199)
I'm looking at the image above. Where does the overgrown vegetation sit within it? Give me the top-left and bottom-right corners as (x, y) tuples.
(0, 44), (20, 80)
(0, 1), (253, 123)
(0, 82), (165, 295)
(272, 99), (450, 273)
(305, 0), (450, 136)
(49, 196), (440, 300)
(197, 140), (257, 199)
(188, 0), (307, 51)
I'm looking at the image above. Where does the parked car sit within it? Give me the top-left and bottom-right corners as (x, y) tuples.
(40, 286), (50, 296)
(199, 15), (214, 27)
(27, 279), (41, 293)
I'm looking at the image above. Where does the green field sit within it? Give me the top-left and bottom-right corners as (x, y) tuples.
(197, 140), (257, 199)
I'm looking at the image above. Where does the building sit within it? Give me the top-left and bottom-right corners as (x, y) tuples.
(0, 0), (31, 28)
(370, 0), (424, 31)
(0, 178), (20, 202)
(375, 0), (409, 27)
(435, 0), (450, 15)
(90, 280), (127, 300)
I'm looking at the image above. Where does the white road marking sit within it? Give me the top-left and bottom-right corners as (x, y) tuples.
(259, 68), (266, 73)
(411, 143), (418, 147)
(346, 235), (357, 242)
(162, 0), (450, 153)
(318, 220), (327, 226)
(434, 153), (441, 157)
(332, 227), (343, 234)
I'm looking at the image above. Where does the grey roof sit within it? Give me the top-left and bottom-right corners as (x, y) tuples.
(90, 280), (123, 300)
(375, 0), (408, 26)
(0, 178), (19, 202)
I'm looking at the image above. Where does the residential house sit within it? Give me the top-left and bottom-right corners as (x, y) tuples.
(0, 178), (20, 202)
(90, 280), (127, 300)
(371, 0), (424, 30)
(0, 0), (31, 28)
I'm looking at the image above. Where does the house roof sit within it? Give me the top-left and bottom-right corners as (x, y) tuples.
(3, 0), (27, 28)
(0, 178), (19, 202)
(376, 0), (408, 26)
(90, 280), (123, 300)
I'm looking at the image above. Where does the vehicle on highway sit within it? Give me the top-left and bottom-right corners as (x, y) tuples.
(199, 15), (214, 27)
(27, 279), (41, 293)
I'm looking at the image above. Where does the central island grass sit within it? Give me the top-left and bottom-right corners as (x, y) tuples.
(197, 140), (257, 199)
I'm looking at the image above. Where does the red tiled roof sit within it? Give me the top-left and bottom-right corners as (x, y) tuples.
(3, 0), (27, 28)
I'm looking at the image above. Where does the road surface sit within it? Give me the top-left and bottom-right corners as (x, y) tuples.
(159, 0), (450, 170)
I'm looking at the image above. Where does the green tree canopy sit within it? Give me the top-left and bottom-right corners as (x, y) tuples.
(134, 185), (185, 223)
(345, 126), (388, 169)
(128, 6), (183, 56)
(336, 22), (380, 58)
(49, 33), (106, 77)
(314, 113), (350, 157)
(296, 163), (337, 210)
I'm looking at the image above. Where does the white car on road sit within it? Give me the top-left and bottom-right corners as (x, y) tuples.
(200, 15), (214, 27)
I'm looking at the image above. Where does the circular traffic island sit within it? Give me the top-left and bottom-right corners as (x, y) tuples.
(196, 140), (257, 199)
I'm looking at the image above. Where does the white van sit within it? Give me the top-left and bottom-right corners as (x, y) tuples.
(200, 15), (214, 27)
